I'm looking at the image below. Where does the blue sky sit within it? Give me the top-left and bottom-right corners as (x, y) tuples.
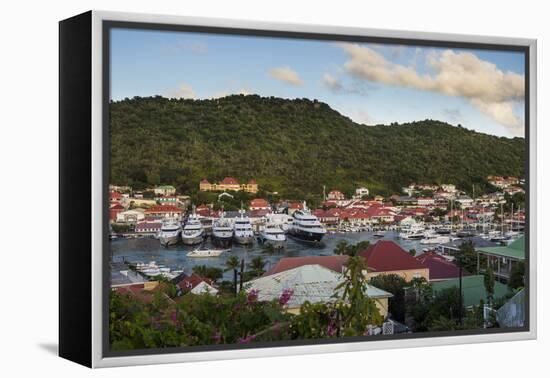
(110, 28), (525, 138)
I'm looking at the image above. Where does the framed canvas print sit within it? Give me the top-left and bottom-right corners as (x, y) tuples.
(59, 10), (537, 368)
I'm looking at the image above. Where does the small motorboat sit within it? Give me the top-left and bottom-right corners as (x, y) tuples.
(186, 248), (229, 258)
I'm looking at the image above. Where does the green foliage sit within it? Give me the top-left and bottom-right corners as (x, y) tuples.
(508, 261), (525, 290)
(192, 265), (223, 282)
(111, 223), (131, 233)
(291, 256), (382, 338)
(247, 256), (266, 278)
(455, 240), (478, 274)
(484, 267), (495, 306)
(333, 240), (370, 256)
(110, 96), (524, 197)
(369, 274), (407, 322)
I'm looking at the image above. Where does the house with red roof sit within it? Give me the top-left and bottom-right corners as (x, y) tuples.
(174, 274), (218, 295)
(327, 190), (345, 201)
(415, 251), (468, 281)
(250, 198), (271, 211)
(109, 203), (125, 222)
(358, 240), (429, 282)
(199, 177), (258, 193)
(263, 255), (350, 277)
(288, 201), (304, 215)
(109, 190), (123, 204)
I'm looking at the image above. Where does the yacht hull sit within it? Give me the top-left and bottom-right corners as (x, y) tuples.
(289, 229), (324, 242)
(160, 234), (180, 246)
(181, 235), (204, 245)
(234, 235), (254, 245)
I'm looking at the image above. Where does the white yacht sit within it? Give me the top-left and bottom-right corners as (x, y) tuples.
(233, 210), (254, 245)
(288, 202), (326, 242)
(259, 223), (286, 248)
(211, 212), (233, 246)
(181, 210), (205, 245)
(186, 248), (228, 258)
(159, 218), (182, 246)
(399, 224), (425, 240)
(420, 231), (450, 245)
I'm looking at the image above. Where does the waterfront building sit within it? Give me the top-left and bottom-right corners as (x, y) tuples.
(116, 208), (145, 224)
(477, 236), (525, 282)
(109, 203), (125, 222)
(144, 205), (184, 219)
(358, 240), (429, 282)
(250, 198), (271, 211)
(135, 219), (162, 234)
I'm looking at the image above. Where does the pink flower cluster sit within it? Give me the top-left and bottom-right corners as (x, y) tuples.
(247, 289), (259, 303)
(279, 288), (294, 306)
(237, 334), (256, 344)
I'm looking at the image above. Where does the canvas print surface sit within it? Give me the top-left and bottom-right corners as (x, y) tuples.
(107, 26), (527, 354)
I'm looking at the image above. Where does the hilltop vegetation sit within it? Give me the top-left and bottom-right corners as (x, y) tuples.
(110, 95), (525, 200)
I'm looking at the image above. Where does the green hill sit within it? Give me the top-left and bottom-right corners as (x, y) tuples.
(109, 95), (525, 200)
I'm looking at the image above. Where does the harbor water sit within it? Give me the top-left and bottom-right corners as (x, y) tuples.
(110, 231), (425, 281)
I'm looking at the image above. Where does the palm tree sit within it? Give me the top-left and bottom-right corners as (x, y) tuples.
(224, 256), (240, 272)
(247, 256), (266, 277)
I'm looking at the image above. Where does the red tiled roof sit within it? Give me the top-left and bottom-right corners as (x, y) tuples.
(415, 251), (469, 280)
(145, 205), (183, 213)
(110, 203), (125, 210)
(247, 179), (257, 184)
(312, 209), (325, 217)
(263, 255), (349, 276)
(176, 274), (214, 293)
(221, 177), (239, 185)
(200, 179), (210, 184)
(250, 198), (270, 208)
(110, 191), (122, 199)
(289, 202), (304, 209)
(358, 240), (426, 272)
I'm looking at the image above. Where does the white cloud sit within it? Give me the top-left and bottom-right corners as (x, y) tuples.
(337, 43), (525, 135)
(268, 66), (303, 86)
(323, 73), (343, 91)
(167, 83), (197, 99)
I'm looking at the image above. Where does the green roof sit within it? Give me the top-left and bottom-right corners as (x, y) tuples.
(432, 275), (509, 307)
(477, 236), (525, 260)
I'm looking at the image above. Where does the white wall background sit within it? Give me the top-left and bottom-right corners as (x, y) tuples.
(0, 0), (546, 376)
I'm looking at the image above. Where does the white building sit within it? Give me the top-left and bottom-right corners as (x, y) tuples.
(116, 209), (146, 223)
(354, 187), (370, 199)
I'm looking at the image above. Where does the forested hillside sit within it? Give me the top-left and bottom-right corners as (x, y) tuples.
(110, 95), (525, 199)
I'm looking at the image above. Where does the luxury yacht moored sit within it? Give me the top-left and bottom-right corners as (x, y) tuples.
(288, 202), (326, 242)
(158, 218), (182, 247)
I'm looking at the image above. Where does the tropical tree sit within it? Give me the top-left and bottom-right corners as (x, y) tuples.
(224, 256), (240, 272)
(192, 265), (223, 282)
(508, 261), (525, 290)
(369, 274), (407, 322)
(247, 256), (266, 278)
(483, 266), (495, 307)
